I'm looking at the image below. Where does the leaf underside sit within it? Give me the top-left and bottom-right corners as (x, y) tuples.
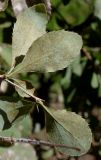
(12, 4), (48, 67)
(46, 109), (92, 156)
(7, 30), (82, 77)
(0, 100), (33, 130)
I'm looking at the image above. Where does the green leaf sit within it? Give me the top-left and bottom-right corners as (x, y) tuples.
(0, 100), (33, 130)
(18, 115), (32, 137)
(7, 30), (83, 77)
(71, 56), (82, 76)
(46, 109), (92, 156)
(61, 67), (72, 89)
(94, 0), (101, 20)
(91, 73), (99, 89)
(47, 13), (62, 31)
(0, 144), (38, 160)
(0, 116), (32, 147)
(11, 4), (48, 66)
(0, 126), (21, 138)
(57, 0), (94, 27)
(98, 82), (101, 97)
(0, 43), (12, 67)
(0, 0), (8, 11)
(0, 115), (4, 130)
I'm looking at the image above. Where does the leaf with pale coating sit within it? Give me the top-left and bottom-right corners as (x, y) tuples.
(7, 30), (83, 77)
(46, 109), (92, 156)
(12, 4), (48, 66)
(0, 143), (38, 160)
(0, 100), (33, 130)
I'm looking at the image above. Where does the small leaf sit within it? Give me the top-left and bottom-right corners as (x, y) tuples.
(0, 100), (33, 130)
(94, 0), (101, 20)
(91, 73), (99, 89)
(71, 56), (82, 76)
(0, 0), (8, 11)
(11, 4), (48, 66)
(46, 109), (92, 156)
(7, 30), (83, 77)
(14, 79), (35, 98)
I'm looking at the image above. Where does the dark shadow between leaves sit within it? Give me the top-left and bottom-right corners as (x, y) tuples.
(0, 109), (11, 130)
(14, 55), (25, 67)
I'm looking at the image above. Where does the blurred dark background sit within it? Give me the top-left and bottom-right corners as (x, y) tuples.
(0, 0), (101, 159)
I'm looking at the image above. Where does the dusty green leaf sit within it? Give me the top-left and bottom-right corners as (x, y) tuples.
(8, 30), (83, 77)
(94, 0), (101, 20)
(0, 100), (33, 130)
(14, 79), (35, 98)
(46, 109), (92, 156)
(18, 115), (32, 137)
(0, 115), (4, 130)
(11, 4), (48, 66)
(0, 143), (38, 160)
(0, 127), (21, 138)
(0, 0), (8, 11)
(0, 43), (12, 67)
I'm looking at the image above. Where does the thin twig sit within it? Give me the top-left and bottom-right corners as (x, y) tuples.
(82, 48), (92, 61)
(43, 0), (51, 19)
(11, 0), (27, 16)
(0, 136), (80, 151)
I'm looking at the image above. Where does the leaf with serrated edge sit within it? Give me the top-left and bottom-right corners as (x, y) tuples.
(11, 4), (48, 67)
(7, 30), (83, 77)
(0, 100), (33, 130)
(46, 109), (92, 156)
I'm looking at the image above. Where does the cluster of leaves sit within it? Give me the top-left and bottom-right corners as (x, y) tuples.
(0, 0), (101, 159)
(47, 0), (101, 159)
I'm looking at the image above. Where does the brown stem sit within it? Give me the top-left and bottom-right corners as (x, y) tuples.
(0, 136), (80, 151)
(43, 0), (52, 18)
(82, 47), (92, 61)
